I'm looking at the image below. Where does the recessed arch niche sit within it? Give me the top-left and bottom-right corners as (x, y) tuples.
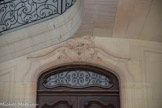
(37, 64), (120, 108)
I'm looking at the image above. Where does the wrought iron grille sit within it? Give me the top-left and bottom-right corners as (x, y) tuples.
(0, 0), (76, 35)
(43, 70), (113, 88)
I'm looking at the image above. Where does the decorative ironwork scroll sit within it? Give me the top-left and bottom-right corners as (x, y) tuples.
(0, 0), (76, 35)
(43, 70), (113, 88)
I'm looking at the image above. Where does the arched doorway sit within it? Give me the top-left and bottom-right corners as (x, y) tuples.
(37, 65), (120, 108)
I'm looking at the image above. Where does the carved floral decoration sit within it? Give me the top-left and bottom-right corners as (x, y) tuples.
(56, 36), (101, 61)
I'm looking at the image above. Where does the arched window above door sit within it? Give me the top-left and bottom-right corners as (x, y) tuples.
(37, 65), (120, 108)
(38, 65), (119, 91)
(43, 70), (113, 89)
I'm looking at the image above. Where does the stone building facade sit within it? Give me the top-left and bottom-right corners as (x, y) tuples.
(0, 0), (162, 108)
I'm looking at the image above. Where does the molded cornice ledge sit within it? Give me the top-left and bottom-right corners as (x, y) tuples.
(0, 0), (83, 63)
(27, 36), (131, 61)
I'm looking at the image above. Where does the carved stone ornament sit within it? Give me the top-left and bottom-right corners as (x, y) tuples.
(27, 36), (130, 62)
(56, 36), (100, 61)
(27, 36), (102, 61)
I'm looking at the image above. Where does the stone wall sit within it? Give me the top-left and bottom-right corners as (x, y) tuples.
(0, 36), (162, 108)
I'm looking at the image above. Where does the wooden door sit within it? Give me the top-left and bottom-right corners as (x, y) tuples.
(37, 65), (120, 108)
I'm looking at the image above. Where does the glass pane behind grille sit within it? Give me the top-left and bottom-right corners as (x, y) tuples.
(44, 70), (113, 88)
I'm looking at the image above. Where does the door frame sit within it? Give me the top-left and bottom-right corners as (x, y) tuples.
(36, 64), (121, 108)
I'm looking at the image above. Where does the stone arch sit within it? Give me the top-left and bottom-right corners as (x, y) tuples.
(27, 36), (133, 108)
